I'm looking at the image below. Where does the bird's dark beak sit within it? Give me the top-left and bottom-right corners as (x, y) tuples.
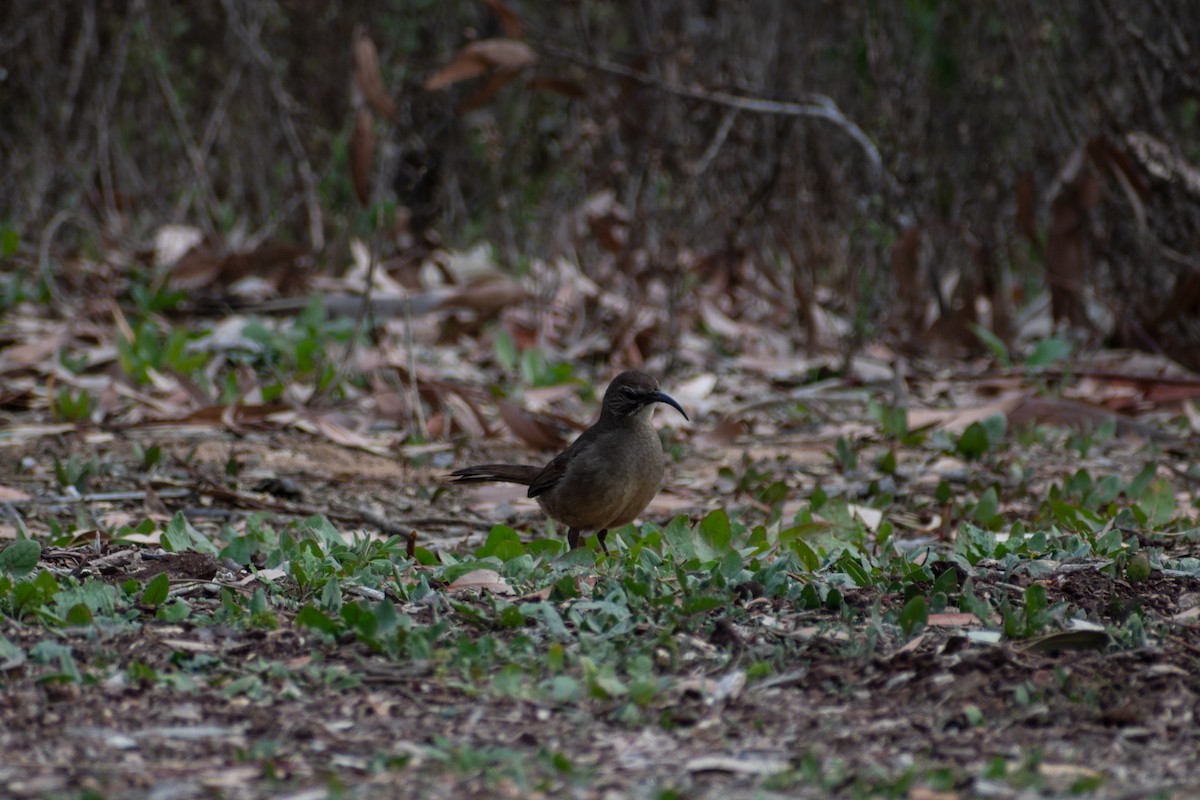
(650, 391), (688, 421)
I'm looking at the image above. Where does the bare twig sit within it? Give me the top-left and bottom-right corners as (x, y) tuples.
(220, 0), (325, 251)
(539, 42), (885, 188)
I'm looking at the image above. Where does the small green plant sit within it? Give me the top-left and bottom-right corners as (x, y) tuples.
(50, 385), (95, 422)
(53, 455), (98, 492)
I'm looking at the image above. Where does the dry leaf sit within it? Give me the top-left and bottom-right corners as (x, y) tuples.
(685, 755), (790, 775)
(425, 39), (537, 91)
(352, 27), (397, 123)
(694, 416), (747, 448)
(0, 486), (32, 502)
(926, 612), (979, 627)
(482, 0), (523, 38)
(447, 568), (514, 595)
(527, 75), (587, 99)
(442, 274), (528, 315)
(350, 107), (375, 206)
(496, 399), (569, 450)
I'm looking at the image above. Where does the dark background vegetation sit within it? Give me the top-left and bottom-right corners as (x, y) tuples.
(3, 0), (1199, 362)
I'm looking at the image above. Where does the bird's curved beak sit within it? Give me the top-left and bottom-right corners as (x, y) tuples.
(650, 391), (688, 421)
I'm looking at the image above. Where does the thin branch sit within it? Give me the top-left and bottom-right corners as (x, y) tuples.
(539, 42), (885, 188)
(220, 0), (325, 251)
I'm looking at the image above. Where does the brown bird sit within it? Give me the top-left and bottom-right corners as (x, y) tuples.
(449, 370), (688, 555)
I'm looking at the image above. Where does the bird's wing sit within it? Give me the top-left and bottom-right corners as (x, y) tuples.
(526, 424), (604, 498)
(526, 449), (570, 497)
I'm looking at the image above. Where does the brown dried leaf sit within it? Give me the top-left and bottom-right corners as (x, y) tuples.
(907, 396), (1025, 434)
(425, 39), (537, 91)
(462, 38), (537, 71)
(482, 0), (524, 38)
(352, 27), (397, 123)
(169, 245), (226, 290)
(170, 243), (310, 296)
(694, 416), (747, 449)
(425, 55), (489, 91)
(927, 612), (979, 627)
(350, 107), (375, 207)
(147, 403), (291, 428)
(0, 486), (32, 502)
(527, 75), (587, 100)
(496, 399), (569, 450)
(447, 568), (515, 595)
(1007, 396), (1126, 431)
(441, 274), (528, 314)
(2, 333), (66, 368)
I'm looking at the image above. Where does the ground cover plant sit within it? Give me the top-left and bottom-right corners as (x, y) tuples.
(2, 241), (1200, 798)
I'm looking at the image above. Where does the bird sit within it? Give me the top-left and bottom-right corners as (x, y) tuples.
(449, 370), (688, 555)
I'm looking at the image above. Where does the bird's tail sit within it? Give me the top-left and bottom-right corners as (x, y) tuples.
(447, 464), (541, 486)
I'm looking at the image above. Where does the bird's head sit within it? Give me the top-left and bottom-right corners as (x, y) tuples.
(601, 370), (688, 422)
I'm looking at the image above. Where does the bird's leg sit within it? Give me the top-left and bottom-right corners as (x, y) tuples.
(597, 529), (610, 556)
(567, 528), (581, 549)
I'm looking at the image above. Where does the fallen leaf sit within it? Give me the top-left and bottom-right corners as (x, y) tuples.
(447, 569), (514, 595)
(425, 39), (537, 91)
(694, 416), (747, 448)
(352, 27), (397, 123)
(1020, 629), (1110, 655)
(685, 755), (790, 775)
(0, 486), (32, 502)
(496, 399), (568, 450)
(927, 612), (979, 627)
(350, 107), (375, 206)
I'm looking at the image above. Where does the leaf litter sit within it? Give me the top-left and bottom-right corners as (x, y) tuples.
(3, 224), (1200, 798)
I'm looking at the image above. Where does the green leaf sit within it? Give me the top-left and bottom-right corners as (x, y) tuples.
(981, 413), (1007, 446)
(319, 575), (343, 614)
(65, 602), (94, 626)
(680, 595), (723, 615)
(839, 557), (871, 588)
(142, 573), (170, 606)
(1137, 478), (1175, 528)
(548, 675), (580, 703)
(296, 604), (340, 636)
(0, 540), (41, 577)
(162, 511), (218, 554)
(158, 599), (191, 622)
(898, 595), (928, 637)
(1025, 337), (1073, 368)
(932, 566), (959, 594)
(662, 515), (697, 563)
(968, 323), (1011, 367)
(476, 525), (525, 560)
(696, 509), (732, 559)
(972, 486), (1000, 526)
(30, 641), (81, 683)
(494, 330), (518, 371)
(1024, 583), (1047, 616)
(779, 527), (821, 571)
(956, 422), (990, 459)
(1126, 463), (1156, 499)
(0, 227), (19, 258)
(0, 634), (25, 668)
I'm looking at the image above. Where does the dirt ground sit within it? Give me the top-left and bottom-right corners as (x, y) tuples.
(2, 430), (1200, 799)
